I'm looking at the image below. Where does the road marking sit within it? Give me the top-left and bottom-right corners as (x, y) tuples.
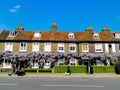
(0, 83), (17, 86)
(42, 84), (104, 88)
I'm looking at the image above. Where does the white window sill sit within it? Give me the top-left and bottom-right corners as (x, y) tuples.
(82, 51), (89, 52)
(20, 50), (26, 52)
(95, 51), (103, 52)
(69, 51), (76, 52)
(58, 51), (64, 52)
(3, 66), (11, 68)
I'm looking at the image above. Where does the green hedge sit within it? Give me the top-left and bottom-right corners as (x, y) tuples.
(54, 66), (115, 73)
(25, 68), (52, 73)
(92, 66), (115, 73)
(54, 66), (86, 73)
(115, 60), (120, 74)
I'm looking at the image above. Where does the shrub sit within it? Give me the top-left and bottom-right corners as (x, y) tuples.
(115, 60), (120, 74)
(54, 66), (86, 73)
(54, 65), (115, 73)
(92, 66), (115, 73)
(24, 68), (52, 73)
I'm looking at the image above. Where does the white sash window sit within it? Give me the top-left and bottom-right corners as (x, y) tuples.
(20, 42), (27, 51)
(82, 43), (89, 52)
(44, 42), (51, 52)
(58, 58), (65, 65)
(32, 42), (39, 52)
(95, 43), (103, 52)
(69, 43), (76, 52)
(70, 58), (76, 65)
(5, 42), (13, 51)
(3, 59), (11, 68)
(58, 43), (64, 52)
(32, 60), (39, 68)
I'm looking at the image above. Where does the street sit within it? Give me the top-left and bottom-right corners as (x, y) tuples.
(0, 77), (120, 90)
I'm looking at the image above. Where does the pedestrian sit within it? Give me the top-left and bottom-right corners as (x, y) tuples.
(67, 64), (71, 75)
(12, 67), (16, 75)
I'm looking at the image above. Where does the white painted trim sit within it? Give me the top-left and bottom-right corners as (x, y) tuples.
(5, 42), (13, 51)
(95, 43), (103, 52)
(32, 61), (39, 68)
(19, 42), (27, 52)
(69, 43), (76, 52)
(58, 43), (64, 52)
(32, 42), (39, 52)
(3, 59), (11, 68)
(82, 43), (89, 52)
(112, 43), (116, 52)
(105, 43), (109, 53)
(44, 42), (51, 52)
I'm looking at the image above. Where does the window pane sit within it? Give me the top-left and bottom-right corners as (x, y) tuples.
(20, 42), (26, 51)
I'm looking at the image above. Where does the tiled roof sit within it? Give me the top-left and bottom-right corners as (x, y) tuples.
(0, 30), (9, 40)
(0, 30), (119, 42)
(99, 31), (115, 41)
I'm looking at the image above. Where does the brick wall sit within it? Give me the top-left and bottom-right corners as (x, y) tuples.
(0, 42), (120, 54)
(0, 42), (4, 51)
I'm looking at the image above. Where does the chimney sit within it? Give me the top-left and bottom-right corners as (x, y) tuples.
(85, 26), (92, 32)
(51, 22), (57, 31)
(102, 26), (110, 32)
(16, 25), (24, 31)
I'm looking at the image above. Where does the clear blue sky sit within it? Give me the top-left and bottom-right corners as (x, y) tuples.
(0, 0), (120, 32)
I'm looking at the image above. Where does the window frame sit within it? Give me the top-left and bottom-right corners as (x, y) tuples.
(82, 43), (89, 52)
(32, 60), (39, 68)
(115, 33), (120, 38)
(68, 32), (75, 38)
(44, 61), (51, 68)
(5, 42), (13, 51)
(95, 43), (103, 52)
(69, 43), (76, 52)
(44, 42), (51, 52)
(93, 32), (99, 38)
(34, 32), (41, 37)
(8, 31), (18, 37)
(20, 42), (27, 52)
(58, 58), (65, 65)
(58, 43), (64, 52)
(32, 42), (39, 52)
(3, 59), (11, 68)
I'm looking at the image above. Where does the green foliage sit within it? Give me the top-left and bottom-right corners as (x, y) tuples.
(115, 60), (120, 74)
(54, 66), (86, 73)
(92, 66), (115, 73)
(25, 68), (52, 73)
(54, 65), (115, 73)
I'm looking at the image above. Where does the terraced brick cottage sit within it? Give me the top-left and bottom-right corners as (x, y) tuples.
(0, 22), (120, 69)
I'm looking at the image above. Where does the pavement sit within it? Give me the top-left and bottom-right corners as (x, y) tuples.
(0, 72), (120, 78)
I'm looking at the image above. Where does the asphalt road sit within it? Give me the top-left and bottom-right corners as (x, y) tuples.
(0, 77), (120, 90)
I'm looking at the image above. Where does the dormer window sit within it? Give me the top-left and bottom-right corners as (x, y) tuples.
(93, 32), (99, 38)
(68, 32), (74, 38)
(34, 32), (41, 37)
(114, 33), (120, 38)
(9, 31), (18, 37)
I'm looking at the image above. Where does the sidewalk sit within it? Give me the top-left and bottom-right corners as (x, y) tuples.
(0, 73), (120, 78)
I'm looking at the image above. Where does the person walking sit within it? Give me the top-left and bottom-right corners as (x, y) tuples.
(67, 64), (71, 75)
(12, 67), (16, 75)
